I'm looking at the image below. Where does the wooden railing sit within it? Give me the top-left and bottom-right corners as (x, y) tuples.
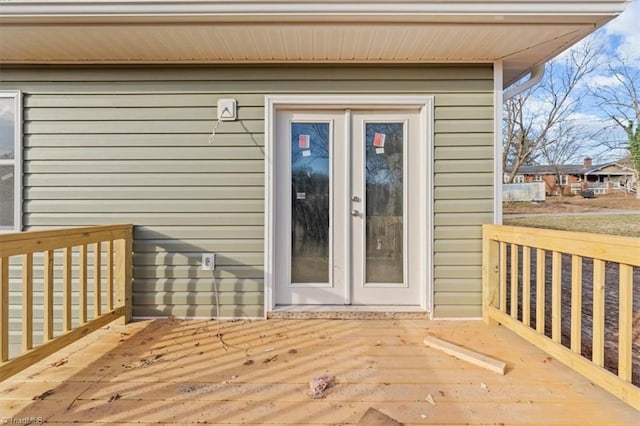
(482, 224), (640, 410)
(0, 224), (133, 381)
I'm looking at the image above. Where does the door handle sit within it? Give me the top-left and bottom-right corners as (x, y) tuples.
(351, 210), (360, 217)
(351, 196), (361, 202)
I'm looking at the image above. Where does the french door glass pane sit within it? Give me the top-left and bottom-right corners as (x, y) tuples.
(290, 122), (330, 283)
(365, 122), (404, 283)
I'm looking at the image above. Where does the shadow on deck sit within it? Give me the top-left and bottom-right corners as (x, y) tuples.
(1, 318), (638, 425)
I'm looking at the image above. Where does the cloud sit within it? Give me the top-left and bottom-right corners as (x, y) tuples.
(0, 98), (15, 121)
(567, 111), (615, 131)
(582, 73), (625, 89)
(604, 0), (640, 62)
(565, 112), (629, 161)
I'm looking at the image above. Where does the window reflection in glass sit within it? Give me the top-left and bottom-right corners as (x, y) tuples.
(365, 122), (404, 284)
(0, 95), (16, 228)
(0, 166), (14, 227)
(290, 122), (330, 283)
(0, 97), (15, 160)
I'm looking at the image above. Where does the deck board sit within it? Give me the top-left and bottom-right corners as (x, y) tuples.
(1, 318), (638, 424)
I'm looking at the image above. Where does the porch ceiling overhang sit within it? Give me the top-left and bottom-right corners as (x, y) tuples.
(0, 1), (628, 87)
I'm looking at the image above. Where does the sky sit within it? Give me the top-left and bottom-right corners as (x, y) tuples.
(603, 0), (640, 63)
(563, 0), (640, 163)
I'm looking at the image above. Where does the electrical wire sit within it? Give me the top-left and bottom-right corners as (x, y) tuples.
(208, 118), (222, 145)
(210, 269), (250, 355)
(210, 269), (228, 350)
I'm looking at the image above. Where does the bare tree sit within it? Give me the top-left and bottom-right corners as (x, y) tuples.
(591, 55), (640, 197)
(538, 120), (591, 196)
(503, 40), (599, 182)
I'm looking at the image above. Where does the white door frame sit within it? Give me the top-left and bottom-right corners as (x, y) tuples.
(264, 95), (434, 316)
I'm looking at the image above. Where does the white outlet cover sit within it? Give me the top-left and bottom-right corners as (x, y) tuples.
(202, 253), (216, 270)
(217, 98), (237, 121)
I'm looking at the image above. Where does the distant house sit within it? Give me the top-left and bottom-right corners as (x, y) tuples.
(505, 157), (636, 196)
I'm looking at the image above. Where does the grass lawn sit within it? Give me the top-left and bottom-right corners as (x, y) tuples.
(503, 194), (640, 214)
(503, 214), (640, 238)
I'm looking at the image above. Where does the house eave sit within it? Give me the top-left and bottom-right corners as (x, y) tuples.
(585, 162), (636, 175)
(0, 1), (628, 23)
(0, 1), (628, 87)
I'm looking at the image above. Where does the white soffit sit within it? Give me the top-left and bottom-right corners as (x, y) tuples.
(0, 1), (628, 86)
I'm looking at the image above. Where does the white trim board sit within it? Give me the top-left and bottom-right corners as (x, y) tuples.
(1, 2), (626, 22)
(264, 95), (434, 318)
(0, 90), (22, 233)
(271, 305), (426, 313)
(493, 61), (504, 225)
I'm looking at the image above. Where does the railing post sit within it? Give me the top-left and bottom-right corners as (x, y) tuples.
(482, 225), (499, 325)
(115, 230), (133, 324)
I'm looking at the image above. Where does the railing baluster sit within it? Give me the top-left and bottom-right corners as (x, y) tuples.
(570, 255), (582, 354)
(80, 244), (88, 324)
(22, 253), (33, 351)
(0, 224), (133, 382)
(536, 249), (545, 334)
(499, 242), (507, 311)
(0, 256), (8, 362)
(94, 242), (102, 318)
(44, 250), (54, 342)
(63, 247), (72, 331)
(551, 251), (562, 343)
(510, 244), (519, 318)
(618, 263), (633, 382)
(592, 259), (605, 367)
(107, 240), (114, 311)
(522, 246), (531, 326)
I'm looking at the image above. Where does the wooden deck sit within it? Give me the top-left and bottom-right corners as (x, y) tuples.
(1, 318), (638, 425)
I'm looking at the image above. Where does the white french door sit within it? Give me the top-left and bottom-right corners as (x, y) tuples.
(274, 108), (425, 307)
(350, 111), (422, 305)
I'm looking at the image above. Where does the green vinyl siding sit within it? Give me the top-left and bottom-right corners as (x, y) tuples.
(0, 64), (494, 326)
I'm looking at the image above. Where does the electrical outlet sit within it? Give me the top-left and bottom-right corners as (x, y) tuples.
(202, 253), (216, 270)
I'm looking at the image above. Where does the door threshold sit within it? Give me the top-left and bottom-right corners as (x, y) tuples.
(268, 305), (429, 320)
